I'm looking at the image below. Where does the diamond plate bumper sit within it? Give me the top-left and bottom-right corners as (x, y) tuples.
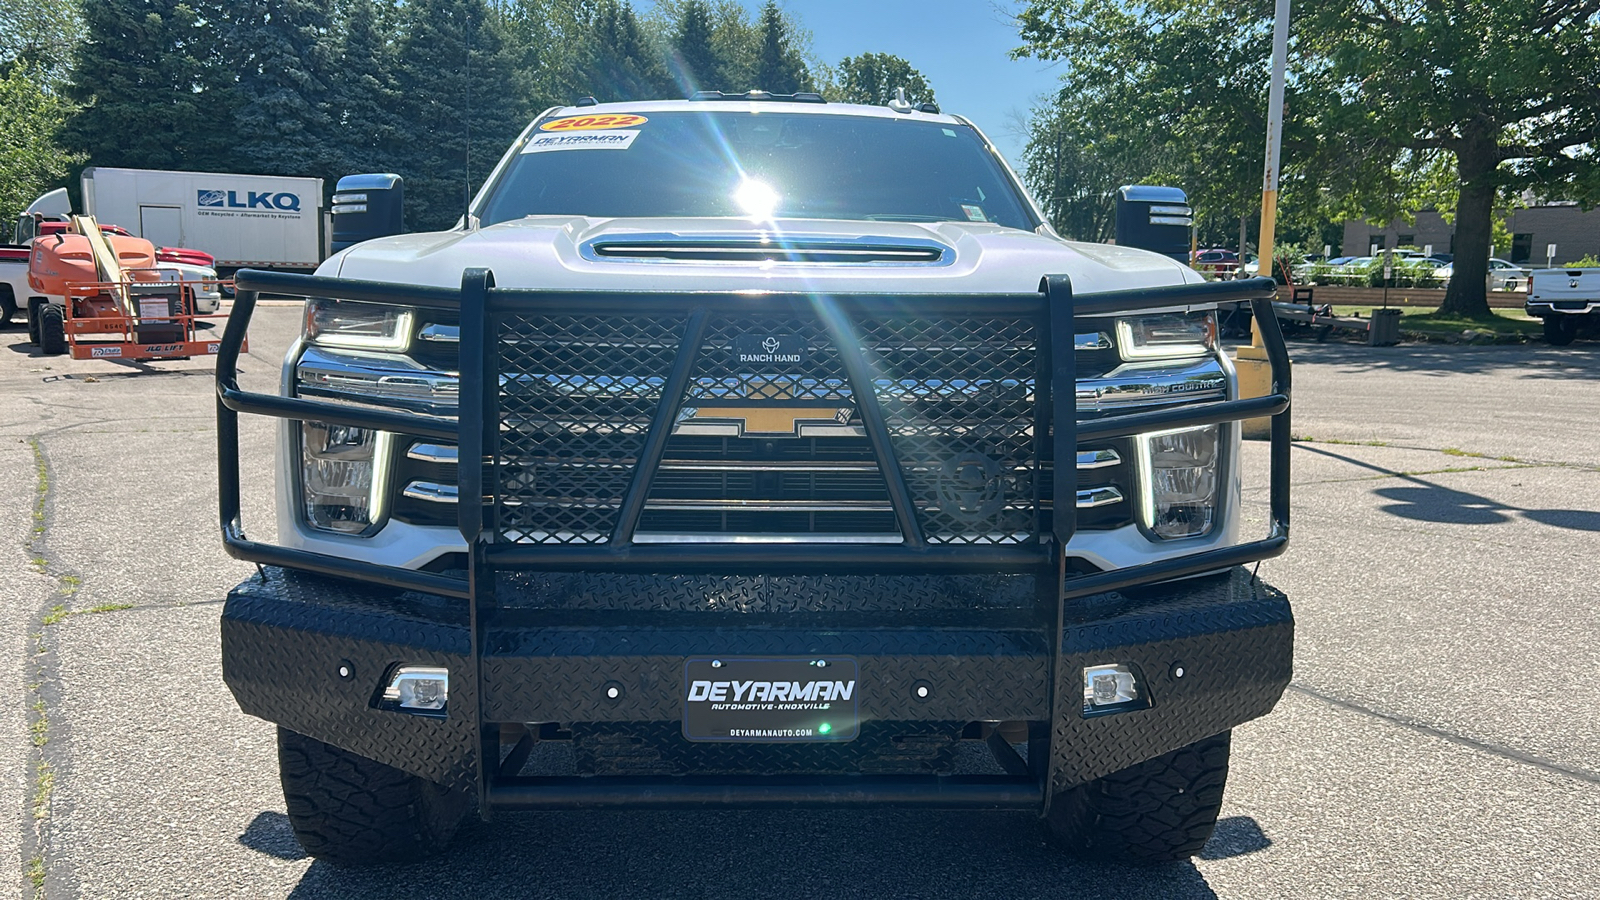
(221, 566), (1290, 800)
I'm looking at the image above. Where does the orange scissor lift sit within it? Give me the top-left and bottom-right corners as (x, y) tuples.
(30, 215), (244, 361)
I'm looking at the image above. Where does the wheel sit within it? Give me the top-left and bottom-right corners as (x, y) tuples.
(277, 728), (471, 865)
(27, 298), (42, 344)
(1046, 730), (1231, 863)
(1544, 316), (1578, 346)
(39, 304), (66, 355)
(0, 286), (15, 327)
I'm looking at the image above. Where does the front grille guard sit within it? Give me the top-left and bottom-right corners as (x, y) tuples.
(215, 269), (1291, 812)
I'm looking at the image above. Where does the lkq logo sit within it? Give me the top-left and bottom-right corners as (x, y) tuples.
(197, 189), (302, 212)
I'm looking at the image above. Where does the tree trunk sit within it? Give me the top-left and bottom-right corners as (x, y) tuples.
(1438, 137), (1497, 318)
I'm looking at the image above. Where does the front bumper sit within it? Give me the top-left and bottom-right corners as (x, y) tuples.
(222, 565), (1291, 806)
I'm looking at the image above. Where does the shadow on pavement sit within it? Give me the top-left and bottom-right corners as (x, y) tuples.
(1298, 444), (1598, 531)
(238, 810), (309, 861)
(1198, 815), (1273, 860)
(273, 809), (1220, 900)
(1276, 342), (1600, 379)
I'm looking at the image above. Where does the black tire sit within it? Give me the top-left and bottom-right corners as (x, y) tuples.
(0, 286), (15, 327)
(39, 304), (66, 356)
(277, 728), (471, 865)
(1544, 316), (1578, 346)
(1046, 730), (1231, 863)
(27, 298), (42, 344)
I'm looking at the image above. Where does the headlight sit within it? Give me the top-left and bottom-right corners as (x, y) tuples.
(304, 298), (413, 350)
(1137, 425), (1219, 539)
(1115, 311), (1216, 360)
(301, 421), (391, 534)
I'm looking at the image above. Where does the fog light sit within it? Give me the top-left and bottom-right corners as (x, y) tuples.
(380, 666), (449, 715)
(301, 422), (390, 534)
(1138, 425), (1220, 539)
(1083, 664), (1147, 716)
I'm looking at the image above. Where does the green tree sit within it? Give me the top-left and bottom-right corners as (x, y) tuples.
(59, 0), (239, 173)
(225, 0), (343, 177)
(392, 0), (524, 230)
(0, 66), (83, 222)
(576, 0), (673, 102)
(833, 52), (933, 106)
(1015, 0), (1600, 317)
(328, 0), (404, 177)
(0, 0), (82, 86)
(671, 0), (723, 94)
(753, 1), (808, 93)
(1023, 95), (1157, 241)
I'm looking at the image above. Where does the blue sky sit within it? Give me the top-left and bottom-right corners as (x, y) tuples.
(644, 1), (1066, 168)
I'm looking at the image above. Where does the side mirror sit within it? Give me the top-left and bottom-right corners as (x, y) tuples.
(1115, 185), (1192, 263)
(331, 174), (404, 253)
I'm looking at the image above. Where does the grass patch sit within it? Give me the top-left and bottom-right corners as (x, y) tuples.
(28, 438), (46, 540)
(39, 606), (67, 627)
(1328, 306), (1542, 340)
(27, 855), (44, 897)
(32, 760), (52, 820)
(83, 602), (133, 615)
(1294, 435), (1391, 448)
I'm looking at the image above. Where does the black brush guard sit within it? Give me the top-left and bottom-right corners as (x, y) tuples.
(216, 270), (1291, 815)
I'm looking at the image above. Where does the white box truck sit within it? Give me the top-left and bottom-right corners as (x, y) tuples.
(81, 167), (324, 271)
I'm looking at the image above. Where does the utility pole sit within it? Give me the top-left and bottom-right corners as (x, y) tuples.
(1256, 0), (1290, 280)
(1236, 0), (1290, 439)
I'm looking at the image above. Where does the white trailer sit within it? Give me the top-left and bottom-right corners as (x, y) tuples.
(81, 167), (324, 270)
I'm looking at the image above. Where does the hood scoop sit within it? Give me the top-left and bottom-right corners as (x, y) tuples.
(582, 234), (952, 265)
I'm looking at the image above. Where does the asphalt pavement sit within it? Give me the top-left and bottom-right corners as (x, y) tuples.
(1, 309), (1596, 898)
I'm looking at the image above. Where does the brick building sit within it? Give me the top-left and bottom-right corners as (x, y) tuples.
(1342, 203), (1600, 264)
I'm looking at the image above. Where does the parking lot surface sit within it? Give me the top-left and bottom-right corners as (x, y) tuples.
(2, 311), (1597, 898)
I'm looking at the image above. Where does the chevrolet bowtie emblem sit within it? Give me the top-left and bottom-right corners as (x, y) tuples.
(676, 406), (853, 437)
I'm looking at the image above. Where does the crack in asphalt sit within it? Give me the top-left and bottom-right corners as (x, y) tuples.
(1289, 683), (1600, 787)
(20, 435), (76, 900)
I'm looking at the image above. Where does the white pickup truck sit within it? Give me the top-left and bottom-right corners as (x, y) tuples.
(213, 93), (1295, 867)
(1527, 268), (1600, 345)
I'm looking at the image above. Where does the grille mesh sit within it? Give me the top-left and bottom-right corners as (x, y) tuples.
(495, 313), (686, 543)
(491, 307), (1042, 544)
(861, 316), (1039, 543)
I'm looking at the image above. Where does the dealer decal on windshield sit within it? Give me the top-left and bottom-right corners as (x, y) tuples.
(521, 130), (641, 153)
(540, 114), (648, 131)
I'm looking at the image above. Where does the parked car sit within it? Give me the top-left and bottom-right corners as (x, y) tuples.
(1489, 258), (1529, 291)
(1192, 248), (1241, 280)
(158, 260), (223, 313)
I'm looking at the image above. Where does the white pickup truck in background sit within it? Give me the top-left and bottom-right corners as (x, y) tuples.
(1527, 268), (1600, 345)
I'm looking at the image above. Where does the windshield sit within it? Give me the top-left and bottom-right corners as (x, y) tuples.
(478, 110), (1036, 230)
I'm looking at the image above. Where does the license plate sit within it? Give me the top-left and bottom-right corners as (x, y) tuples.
(682, 656), (859, 742)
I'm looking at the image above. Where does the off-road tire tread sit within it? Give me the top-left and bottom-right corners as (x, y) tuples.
(39, 304), (65, 355)
(1046, 730), (1231, 863)
(277, 728), (469, 865)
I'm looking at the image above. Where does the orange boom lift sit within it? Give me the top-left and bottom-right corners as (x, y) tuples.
(27, 215), (240, 361)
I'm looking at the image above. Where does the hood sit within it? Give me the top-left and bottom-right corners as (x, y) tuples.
(325, 217), (1200, 297)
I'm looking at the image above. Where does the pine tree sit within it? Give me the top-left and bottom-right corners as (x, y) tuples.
(59, 0), (239, 172)
(580, 0), (673, 102)
(392, 0), (523, 230)
(671, 0), (722, 95)
(329, 0), (403, 177)
(225, 0), (342, 177)
(754, 1), (808, 94)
